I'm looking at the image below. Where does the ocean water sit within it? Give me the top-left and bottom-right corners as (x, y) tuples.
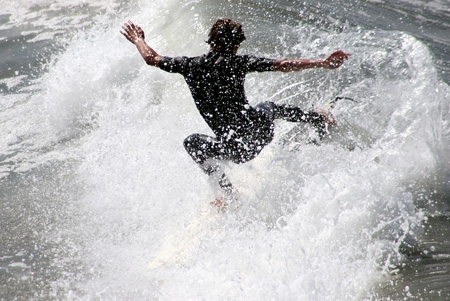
(1, 0), (449, 300)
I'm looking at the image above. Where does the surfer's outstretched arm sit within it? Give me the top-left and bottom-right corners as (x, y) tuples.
(120, 21), (162, 67)
(273, 50), (351, 72)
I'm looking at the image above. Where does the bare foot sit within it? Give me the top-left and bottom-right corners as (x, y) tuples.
(210, 197), (229, 213)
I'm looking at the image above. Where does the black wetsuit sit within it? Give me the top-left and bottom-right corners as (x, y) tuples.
(159, 51), (323, 178)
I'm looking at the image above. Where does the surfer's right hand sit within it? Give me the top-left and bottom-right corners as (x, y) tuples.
(121, 20), (145, 44)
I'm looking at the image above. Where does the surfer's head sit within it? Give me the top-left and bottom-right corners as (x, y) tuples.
(207, 19), (246, 55)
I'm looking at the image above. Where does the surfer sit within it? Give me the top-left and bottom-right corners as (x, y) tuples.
(121, 19), (350, 196)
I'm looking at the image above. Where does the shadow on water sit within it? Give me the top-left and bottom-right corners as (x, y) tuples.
(374, 215), (450, 300)
(372, 169), (450, 299)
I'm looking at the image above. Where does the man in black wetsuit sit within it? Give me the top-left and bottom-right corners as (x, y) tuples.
(121, 19), (350, 196)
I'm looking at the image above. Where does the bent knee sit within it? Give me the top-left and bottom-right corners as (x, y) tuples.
(183, 134), (211, 164)
(184, 134), (203, 148)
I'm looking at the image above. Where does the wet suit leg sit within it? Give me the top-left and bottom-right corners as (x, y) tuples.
(184, 102), (325, 194)
(256, 102), (327, 137)
(183, 134), (235, 194)
(257, 102), (325, 127)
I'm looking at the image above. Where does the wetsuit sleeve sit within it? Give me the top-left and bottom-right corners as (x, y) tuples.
(158, 56), (190, 74)
(246, 56), (275, 73)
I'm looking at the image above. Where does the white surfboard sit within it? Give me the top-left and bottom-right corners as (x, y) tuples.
(147, 203), (226, 270)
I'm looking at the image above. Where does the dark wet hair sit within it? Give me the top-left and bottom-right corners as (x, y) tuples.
(207, 19), (246, 54)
